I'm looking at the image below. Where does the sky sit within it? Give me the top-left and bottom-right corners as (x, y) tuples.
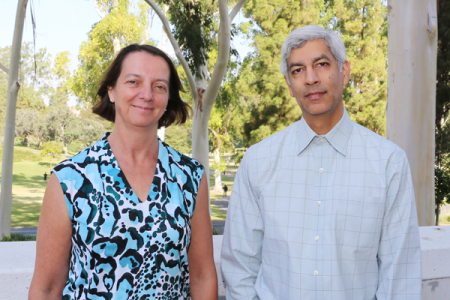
(0, 0), (253, 71)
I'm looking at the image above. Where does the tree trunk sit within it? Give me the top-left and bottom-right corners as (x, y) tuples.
(435, 205), (440, 226)
(386, 0), (437, 226)
(212, 147), (223, 192)
(0, 0), (29, 239)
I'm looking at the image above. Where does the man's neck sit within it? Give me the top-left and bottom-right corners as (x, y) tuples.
(302, 104), (344, 135)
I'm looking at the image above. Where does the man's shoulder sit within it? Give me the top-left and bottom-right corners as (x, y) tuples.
(351, 121), (408, 161)
(243, 121), (300, 164)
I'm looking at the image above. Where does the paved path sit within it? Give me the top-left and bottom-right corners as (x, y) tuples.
(11, 227), (37, 236)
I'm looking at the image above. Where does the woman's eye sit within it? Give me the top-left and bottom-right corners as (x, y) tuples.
(128, 80), (137, 84)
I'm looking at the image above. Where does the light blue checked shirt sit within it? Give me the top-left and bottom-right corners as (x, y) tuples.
(221, 109), (422, 300)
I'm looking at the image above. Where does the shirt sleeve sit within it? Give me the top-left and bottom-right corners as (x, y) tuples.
(376, 149), (422, 300)
(221, 149), (264, 300)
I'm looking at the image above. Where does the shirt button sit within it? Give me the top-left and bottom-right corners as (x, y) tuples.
(317, 201), (321, 206)
(314, 270), (319, 276)
(320, 138), (325, 142)
(315, 236), (320, 241)
(319, 168), (324, 173)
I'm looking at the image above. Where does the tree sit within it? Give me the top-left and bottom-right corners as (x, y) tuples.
(435, 0), (450, 225)
(44, 105), (79, 151)
(327, 0), (387, 135)
(236, 0), (326, 146)
(209, 62), (241, 192)
(41, 141), (63, 160)
(144, 0), (247, 193)
(71, 0), (150, 103)
(1, 0), (29, 239)
(15, 109), (43, 147)
(164, 125), (192, 154)
(236, 1), (388, 147)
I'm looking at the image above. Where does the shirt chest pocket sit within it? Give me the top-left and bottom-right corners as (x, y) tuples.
(334, 194), (385, 249)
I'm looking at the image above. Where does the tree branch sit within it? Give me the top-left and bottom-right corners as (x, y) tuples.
(0, 63), (9, 74)
(229, 0), (247, 22)
(143, 0), (197, 101)
(93, 0), (104, 19)
(201, 0), (231, 119)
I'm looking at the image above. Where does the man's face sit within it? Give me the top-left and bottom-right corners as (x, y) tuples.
(285, 39), (350, 119)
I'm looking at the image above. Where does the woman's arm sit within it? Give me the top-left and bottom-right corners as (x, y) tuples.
(188, 173), (218, 300)
(29, 173), (72, 300)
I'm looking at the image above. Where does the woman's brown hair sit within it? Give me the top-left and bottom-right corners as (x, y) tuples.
(93, 44), (189, 128)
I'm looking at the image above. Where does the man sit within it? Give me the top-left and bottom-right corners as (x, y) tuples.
(221, 25), (422, 300)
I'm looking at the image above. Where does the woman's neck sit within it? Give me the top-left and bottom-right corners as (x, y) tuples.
(108, 122), (159, 163)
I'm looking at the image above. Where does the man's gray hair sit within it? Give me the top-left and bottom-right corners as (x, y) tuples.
(280, 25), (347, 83)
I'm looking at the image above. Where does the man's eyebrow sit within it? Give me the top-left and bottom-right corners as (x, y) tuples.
(312, 54), (332, 63)
(289, 54), (332, 69)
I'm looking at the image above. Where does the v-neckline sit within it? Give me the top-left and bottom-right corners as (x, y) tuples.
(104, 134), (161, 204)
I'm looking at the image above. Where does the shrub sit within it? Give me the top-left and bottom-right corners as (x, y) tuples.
(1, 233), (36, 242)
(41, 141), (63, 159)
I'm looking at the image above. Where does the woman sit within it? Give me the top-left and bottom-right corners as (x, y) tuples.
(29, 44), (217, 299)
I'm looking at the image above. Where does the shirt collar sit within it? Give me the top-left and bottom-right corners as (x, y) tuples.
(296, 107), (354, 156)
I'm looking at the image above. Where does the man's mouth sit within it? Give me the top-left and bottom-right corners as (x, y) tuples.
(305, 91), (326, 100)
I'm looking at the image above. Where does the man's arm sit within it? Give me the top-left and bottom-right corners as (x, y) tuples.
(376, 150), (422, 300)
(221, 150), (264, 300)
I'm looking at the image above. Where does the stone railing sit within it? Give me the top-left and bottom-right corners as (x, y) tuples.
(1, 226), (448, 299)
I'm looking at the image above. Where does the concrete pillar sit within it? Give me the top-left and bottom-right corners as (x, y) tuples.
(386, 0), (438, 226)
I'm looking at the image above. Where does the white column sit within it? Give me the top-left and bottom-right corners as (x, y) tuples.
(386, 0), (437, 226)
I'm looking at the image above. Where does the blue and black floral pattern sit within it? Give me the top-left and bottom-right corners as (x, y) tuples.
(53, 133), (204, 300)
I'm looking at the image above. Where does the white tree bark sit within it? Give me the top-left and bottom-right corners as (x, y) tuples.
(144, 0), (246, 211)
(386, 0), (437, 226)
(212, 147), (223, 192)
(0, 0), (29, 239)
(157, 4), (169, 142)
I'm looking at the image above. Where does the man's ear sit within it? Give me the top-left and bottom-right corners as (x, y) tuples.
(284, 76), (295, 98)
(342, 61), (351, 86)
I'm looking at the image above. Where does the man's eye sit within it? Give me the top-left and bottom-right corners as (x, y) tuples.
(317, 62), (329, 67)
(292, 68), (303, 74)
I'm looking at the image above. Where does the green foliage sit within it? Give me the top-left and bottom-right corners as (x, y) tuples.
(237, 0), (388, 146)
(68, 140), (86, 154)
(1, 233), (36, 242)
(164, 125), (192, 154)
(231, 152), (244, 165)
(159, 0), (215, 77)
(237, 0), (326, 146)
(435, 0), (450, 223)
(327, 0), (388, 135)
(71, 0), (149, 104)
(41, 141), (63, 159)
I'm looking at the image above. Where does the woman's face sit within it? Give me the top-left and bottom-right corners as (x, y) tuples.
(108, 51), (170, 130)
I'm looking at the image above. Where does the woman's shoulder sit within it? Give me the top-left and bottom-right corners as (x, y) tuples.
(53, 135), (109, 173)
(161, 140), (204, 172)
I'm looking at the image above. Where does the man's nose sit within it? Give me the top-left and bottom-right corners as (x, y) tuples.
(305, 68), (320, 86)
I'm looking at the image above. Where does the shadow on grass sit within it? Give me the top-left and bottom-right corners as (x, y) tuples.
(12, 173), (48, 189)
(12, 195), (43, 227)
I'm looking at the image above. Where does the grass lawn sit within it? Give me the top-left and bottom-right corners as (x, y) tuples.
(1, 161), (55, 228)
(3, 149), (236, 227)
(209, 175), (235, 221)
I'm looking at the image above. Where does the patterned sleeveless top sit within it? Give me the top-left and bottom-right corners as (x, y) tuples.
(52, 133), (204, 300)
